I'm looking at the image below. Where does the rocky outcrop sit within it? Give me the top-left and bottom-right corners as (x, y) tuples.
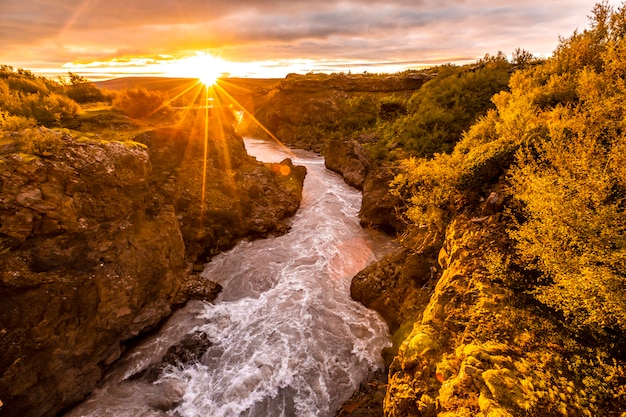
(383, 217), (504, 416)
(0, 125), (306, 417)
(323, 139), (371, 190)
(135, 127), (306, 263)
(335, 370), (388, 417)
(351, 247), (438, 338)
(0, 134), (185, 417)
(359, 167), (405, 234)
(346, 217), (509, 416)
(241, 72), (430, 152)
(350, 211), (606, 416)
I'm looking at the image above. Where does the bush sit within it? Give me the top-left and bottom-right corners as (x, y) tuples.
(5, 127), (68, 156)
(379, 59), (512, 159)
(26, 93), (79, 126)
(393, 3), (626, 342)
(510, 135), (626, 335)
(502, 2), (626, 338)
(390, 152), (463, 234)
(0, 68), (79, 127)
(64, 72), (106, 103)
(113, 88), (171, 119)
(0, 111), (36, 131)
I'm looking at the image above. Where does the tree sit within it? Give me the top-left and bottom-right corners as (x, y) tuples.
(64, 72), (105, 103)
(512, 48), (535, 67)
(503, 1), (626, 337)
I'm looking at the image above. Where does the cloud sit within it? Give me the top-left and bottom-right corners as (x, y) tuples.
(0, 0), (621, 77)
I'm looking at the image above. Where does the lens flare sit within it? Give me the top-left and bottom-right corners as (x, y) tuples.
(166, 53), (227, 85)
(199, 72), (219, 86)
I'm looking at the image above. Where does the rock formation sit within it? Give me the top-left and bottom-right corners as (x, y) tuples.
(359, 167), (405, 234)
(0, 124), (305, 417)
(346, 202), (617, 416)
(0, 133), (185, 417)
(134, 126), (306, 264)
(383, 217), (506, 416)
(343, 215), (512, 416)
(240, 72), (430, 152)
(324, 139), (371, 190)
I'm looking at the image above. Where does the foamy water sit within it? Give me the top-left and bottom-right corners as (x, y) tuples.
(66, 138), (393, 417)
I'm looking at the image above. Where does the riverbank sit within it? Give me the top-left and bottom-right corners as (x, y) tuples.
(0, 124), (306, 417)
(63, 138), (395, 417)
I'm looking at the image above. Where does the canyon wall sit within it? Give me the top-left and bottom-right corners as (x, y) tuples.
(0, 126), (305, 417)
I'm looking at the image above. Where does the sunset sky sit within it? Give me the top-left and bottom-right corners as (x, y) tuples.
(0, 0), (620, 80)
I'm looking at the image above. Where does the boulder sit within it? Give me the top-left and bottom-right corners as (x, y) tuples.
(323, 139), (371, 190)
(351, 247), (438, 334)
(359, 167), (405, 234)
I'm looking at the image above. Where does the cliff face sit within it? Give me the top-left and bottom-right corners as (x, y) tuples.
(0, 134), (185, 417)
(348, 216), (515, 416)
(320, 137), (405, 235)
(134, 126), (306, 263)
(240, 72), (429, 153)
(359, 167), (405, 234)
(383, 217), (507, 416)
(0, 126), (305, 417)
(349, 212), (620, 416)
(324, 139), (371, 190)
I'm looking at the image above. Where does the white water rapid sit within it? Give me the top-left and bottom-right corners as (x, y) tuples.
(66, 138), (394, 417)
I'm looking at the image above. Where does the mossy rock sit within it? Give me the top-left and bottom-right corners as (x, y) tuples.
(401, 332), (439, 368)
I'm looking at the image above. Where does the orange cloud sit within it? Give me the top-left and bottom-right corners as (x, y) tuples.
(1, 0), (621, 79)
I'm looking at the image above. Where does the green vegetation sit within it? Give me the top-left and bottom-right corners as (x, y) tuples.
(112, 87), (172, 119)
(394, 1), (626, 340)
(0, 65), (79, 127)
(63, 72), (107, 103)
(374, 54), (513, 160)
(0, 66), (185, 155)
(388, 3), (626, 412)
(248, 62), (516, 159)
(2, 4), (625, 410)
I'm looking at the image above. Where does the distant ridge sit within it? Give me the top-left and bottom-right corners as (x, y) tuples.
(95, 76), (281, 92)
(94, 76), (282, 110)
(94, 76), (199, 93)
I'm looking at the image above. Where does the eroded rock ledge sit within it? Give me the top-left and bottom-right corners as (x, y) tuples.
(0, 128), (305, 417)
(344, 204), (610, 416)
(342, 216), (508, 416)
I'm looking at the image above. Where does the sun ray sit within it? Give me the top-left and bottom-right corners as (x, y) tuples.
(198, 83), (246, 230)
(148, 73), (297, 229)
(211, 81), (295, 157)
(59, 0), (98, 38)
(141, 79), (204, 120)
(200, 83), (210, 220)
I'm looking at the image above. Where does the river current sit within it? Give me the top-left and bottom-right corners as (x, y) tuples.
(66, 138), (394, 417)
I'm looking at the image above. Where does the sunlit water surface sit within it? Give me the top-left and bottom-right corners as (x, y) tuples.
(66, 138), (394, 417)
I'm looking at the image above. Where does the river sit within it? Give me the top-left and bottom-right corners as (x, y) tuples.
(66, 138), (394, 417)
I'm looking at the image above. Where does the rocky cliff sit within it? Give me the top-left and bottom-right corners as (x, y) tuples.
(321, 138), (405, 235)
(234, 72), (421, 236)
(324, 138), (371, 190)
(133, 124), (306, 264)
(240, 72), (429, 153)
(0, 124), (305, 417)
(348, 209), (624, 416)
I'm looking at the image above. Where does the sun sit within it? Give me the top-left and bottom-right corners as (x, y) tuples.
(198, 70), (220, 86)
(166, 53), (227, 85)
